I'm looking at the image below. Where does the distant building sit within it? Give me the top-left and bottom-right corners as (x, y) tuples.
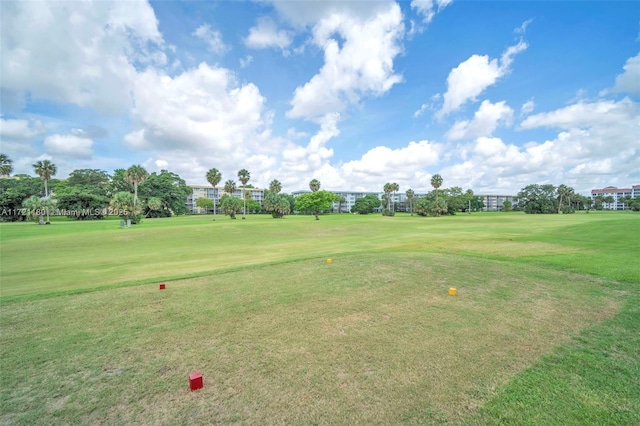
(591, 185), (639, 210)
(187, 185), (265, 214)
(476, 195), (518, 212)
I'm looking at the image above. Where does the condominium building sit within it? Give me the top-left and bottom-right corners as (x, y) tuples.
(591, 185), (639, 210)
(187, 185), (265, 213)
(476, 194), (518, 211)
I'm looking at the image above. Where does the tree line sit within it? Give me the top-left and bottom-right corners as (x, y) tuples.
(516, 184), (640, 213)
(0, 157), (192, 223)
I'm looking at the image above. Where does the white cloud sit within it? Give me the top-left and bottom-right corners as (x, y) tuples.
(244, 17), (292, 51)
(515, 18), (534, 34)
(44, 134), (93, 159)
(271, 1), (394, 27)
(0, 117), (45, 155)
(411, 0), (453, 24)
(0, 0), (163, 115)
(287, 3), (404, 120)
(613, 53), (640, 95)
(437, 40), (527, 118)
(123, 62), (277, 183)
(446, 100), (513, 140)
(240, 55), (253, 68)
(440, 97), (640, 193)
(193, 24), (227, 54)
(520, 99), (535, 115)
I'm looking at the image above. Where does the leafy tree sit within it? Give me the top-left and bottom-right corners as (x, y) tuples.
(263, 190), (291, 218)
(22, 195), (55, 225)
(110, 191), (137, 223)
(246, 198), (261, 214)
(503, 200), (513, 212)
(111, 169), (134, 194)
(442, 186), (466, 214)
(628, 196), (640, 211)
(125, 165), (148, 213)
(516, 184), (558, 214)
(0, 176), (44, 221)
(405, 189), (415, 215)
(351, 194), (381, 214)
(138, 170), (192, 217)
(430, 174), (443, 202)
(219, 194), (243, 219)
(206, 168), (222, 221)
(295, 190), (339, 220)
(593, 194), (605, 210)
(55, 169), (111, 220)
(33, 159), (57, 223)
(195, 197), (214, 212)
(238, 169), (250, 219)
(309, 179), (321, 192)
(0, 154), (13, 177)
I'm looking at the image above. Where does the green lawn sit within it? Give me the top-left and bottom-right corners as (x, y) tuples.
(1, 212), (638, 424)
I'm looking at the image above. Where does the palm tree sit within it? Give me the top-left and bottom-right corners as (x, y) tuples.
(603, 195), (615, 210)
(430, 174), (443, 202)
(125, 165), (148, 213)
(145, 197), (163, 217)
(206, 168), (222, 221)
(383, 182), (393, 211)
(237, 169), (250, 219)
(309, 179), (321, 192)
(391, 182), (399, 212)
(224, 179), (236, 196)
(33, 159), (57, 223)
(557, 184), (573, 213)
(269, 179), (282, 194)
(338, 196), (346, 213)
(0, 154), (13, 177)
(406, 189), (415, 215)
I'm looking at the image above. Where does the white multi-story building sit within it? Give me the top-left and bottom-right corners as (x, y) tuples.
(591, 185), (639, 210)
(187, 185), (264, 213)
(476, 194), (518, 211)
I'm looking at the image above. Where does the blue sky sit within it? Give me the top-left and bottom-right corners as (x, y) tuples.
(1, 0), (638, 194)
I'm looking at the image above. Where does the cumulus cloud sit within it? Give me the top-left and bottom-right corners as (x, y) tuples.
(244, 17), (293, 51)
(287, 3), (404, 120)
(411, 0), (453, 24)
(612, 53), (640, 95)
(193, 24), (227, 54)
(437, 40), (527, 118)
(44, 134), (94, 159)
(440, 97), (640, 193)
(446, 100), (513, 140)
(126, 63), (271, 152)
(1, 0), (164, 115)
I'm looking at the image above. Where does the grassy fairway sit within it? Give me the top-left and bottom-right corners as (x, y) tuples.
(1, 212), (638, 424)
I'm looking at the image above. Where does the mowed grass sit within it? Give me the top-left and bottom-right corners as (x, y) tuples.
(0, 212), (639, 424)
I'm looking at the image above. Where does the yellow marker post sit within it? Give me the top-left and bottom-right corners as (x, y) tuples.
(327, 259), (333, 264)
(448, 288), (457, 296)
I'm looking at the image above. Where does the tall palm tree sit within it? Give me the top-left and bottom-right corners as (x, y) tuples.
(125, 165), (148, 212)
(224, 179), (236, 196)
(0, 154), (13, 177)
(309, 179), (320, 192)
(557, 184), (571, 213)
(33, 159), (57, 223)
(391, 182), (399, 212)
(383, 182), (393, 211)
(406, 189), (415, 215)
(206, 168), (222, 221)
(430, 174), (443, 202)
(338, 196), (346, 213)
(269, 179), (282, 194)
(237, 169), (251, 219)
